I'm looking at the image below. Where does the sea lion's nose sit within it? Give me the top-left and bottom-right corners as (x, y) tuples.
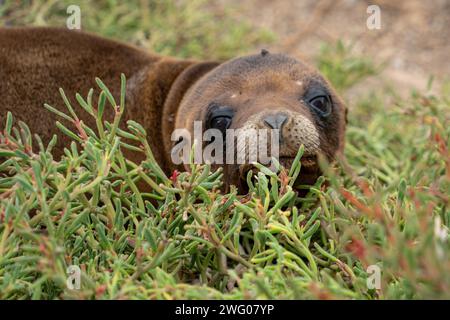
(263, 113), (288, 130)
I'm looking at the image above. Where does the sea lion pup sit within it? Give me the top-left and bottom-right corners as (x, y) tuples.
(0, 27), (347, 193)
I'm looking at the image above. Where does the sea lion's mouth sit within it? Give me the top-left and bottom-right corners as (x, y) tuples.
(238, 154), (318, 180)
(238, 163), (258, 181)
(279, 155), (317, 168)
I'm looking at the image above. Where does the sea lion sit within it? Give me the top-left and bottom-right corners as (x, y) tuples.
(0, 27), (347, 192)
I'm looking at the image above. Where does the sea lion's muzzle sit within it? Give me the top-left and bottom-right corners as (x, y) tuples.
(236, 109), (320, 157)
(234, 109), (321, 184)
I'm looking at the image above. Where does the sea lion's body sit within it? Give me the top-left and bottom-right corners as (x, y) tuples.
(0, 27), (346, 192)
(0, 27), (214, 173)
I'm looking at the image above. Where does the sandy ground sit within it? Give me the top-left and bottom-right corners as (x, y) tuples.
(220, 0), (450, 97)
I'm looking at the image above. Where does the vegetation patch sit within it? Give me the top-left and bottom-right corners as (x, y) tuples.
(0, 65), (449, 298)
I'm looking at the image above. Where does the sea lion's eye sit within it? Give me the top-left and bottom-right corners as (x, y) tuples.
(303, 86), (333, 118)
(207, 106), (234, 133)
(305, 93), (332, 117)
(210, 116), (232, 133)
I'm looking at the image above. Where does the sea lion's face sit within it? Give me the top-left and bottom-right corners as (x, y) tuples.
(175, 52), (346, 192)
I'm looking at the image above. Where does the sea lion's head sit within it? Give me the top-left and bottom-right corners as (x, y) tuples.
(170, 51), (347, 192)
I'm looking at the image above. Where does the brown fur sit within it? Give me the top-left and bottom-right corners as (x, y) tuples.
(0, 27), (214, 173)
(0, 27), (346, 192)
(174, 53), (347, 190)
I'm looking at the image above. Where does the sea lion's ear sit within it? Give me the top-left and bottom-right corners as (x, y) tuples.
(165, 60), (220, 110)
(162, 61), (220, 169)
(343, 100), (348, 133)
(344, 105), (348, 125)
(163, 61), (220, 119)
